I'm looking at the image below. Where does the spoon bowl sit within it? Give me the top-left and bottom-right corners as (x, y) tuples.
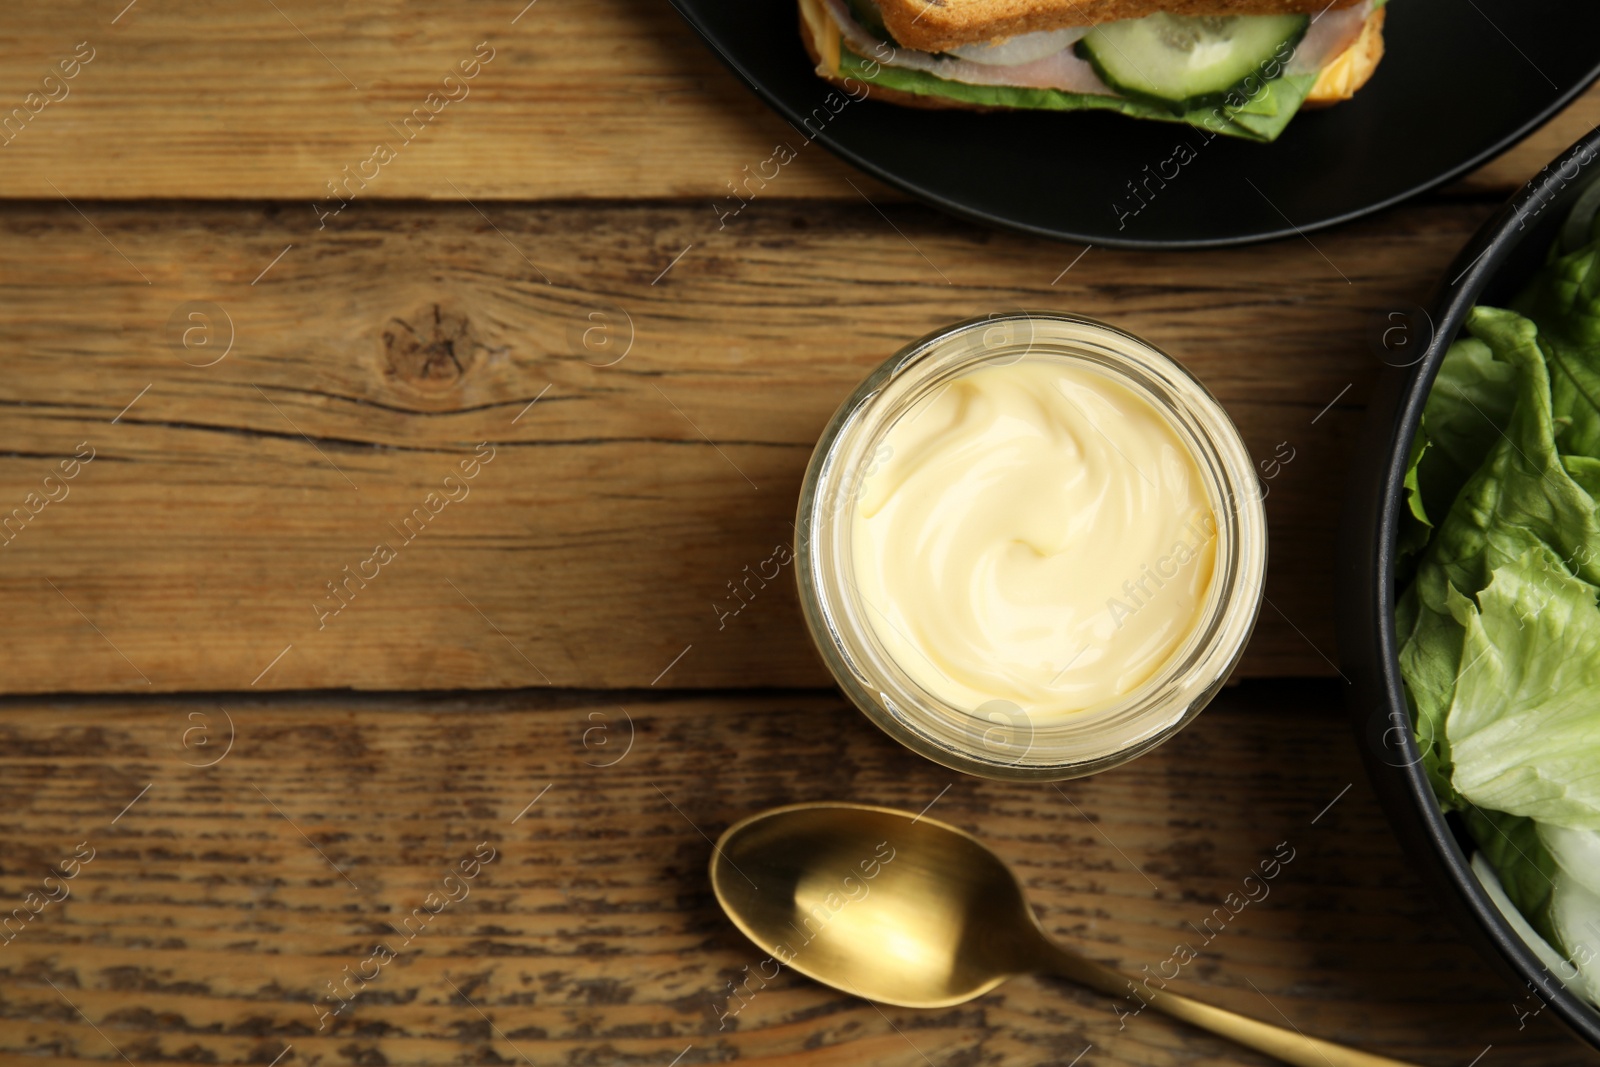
(712, 802), (1039, 1007)
(712, 802), (1423, 1067)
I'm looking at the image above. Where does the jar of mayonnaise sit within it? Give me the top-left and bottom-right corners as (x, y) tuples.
(796, 313), (1266, 780)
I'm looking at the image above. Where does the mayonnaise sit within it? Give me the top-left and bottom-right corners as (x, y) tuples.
(849, 357), (1216, 719)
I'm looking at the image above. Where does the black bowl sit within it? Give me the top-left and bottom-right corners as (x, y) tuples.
(1339, 126), (1600, 1052)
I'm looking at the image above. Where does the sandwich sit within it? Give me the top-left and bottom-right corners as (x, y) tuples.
(798, 0), (1387, 141)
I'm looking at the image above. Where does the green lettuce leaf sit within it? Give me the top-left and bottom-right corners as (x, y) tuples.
(1396, 567), (1474, 805)
(838, 48), (1316, 143)
(1397, 181), (1600, 985)
(1417, 307), (1600, 600)
(1516, 233), (1600, 354)
(1513, 240), (1600, 460)
(1395, 434), (1432, 577)
(1447, 532), (1600, 828)
(1415, 335), (1518, 524)
(1398, 305), (1600, 808)
(1397, 332), (1521, 575)
(1466, 806), (1562, 947)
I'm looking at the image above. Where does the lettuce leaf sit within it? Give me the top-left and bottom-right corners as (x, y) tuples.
(1397, 182), (1600, 990)
(1396, 573), (1472, 804)
(1447, 532), (1600, 828)
(838, 47), (1316, 143)
(1397, 335), (1519, 574)
(1467, 806), (1562, 947)
(1514, 240), (1600, 461)
(1516, 232), (1600, 354)
(1416, 308), (1600, 601)
(1396, 434), (1432, 575)
(1398, 306), (1600, 804)
(1415, 335), (1518, 526)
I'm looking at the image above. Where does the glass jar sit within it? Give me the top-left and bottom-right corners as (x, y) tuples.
(795, 312), (1267, 780)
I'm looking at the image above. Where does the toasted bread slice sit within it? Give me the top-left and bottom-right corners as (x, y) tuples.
(802, 0), (989, 109)
(800, 0), (1384, 114)
(875, 0), (1363, 53)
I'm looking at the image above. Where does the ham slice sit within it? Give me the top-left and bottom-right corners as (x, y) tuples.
(823, 0), (1111, 93)
(1288, 2), (1373, 74)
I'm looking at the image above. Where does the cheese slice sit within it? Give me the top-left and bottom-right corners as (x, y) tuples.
(1306, 6), (1384, 105)
(800, 0), (843, 75)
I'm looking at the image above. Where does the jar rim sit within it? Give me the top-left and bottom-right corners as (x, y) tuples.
(795, 312), (1268, 781)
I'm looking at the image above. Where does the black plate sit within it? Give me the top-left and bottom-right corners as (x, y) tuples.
(1339, 127), (1600, 1052)
(669, 0), (1600, 249)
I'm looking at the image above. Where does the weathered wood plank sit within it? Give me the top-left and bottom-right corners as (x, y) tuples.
(0, 197), (1490, 693)
(0, 684), (1583, 1066)
(0, 0), (874, 203)
(0, 0), (1589, 202)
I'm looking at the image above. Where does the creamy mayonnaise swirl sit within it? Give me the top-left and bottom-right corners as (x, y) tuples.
(850, 358), (1216, 719)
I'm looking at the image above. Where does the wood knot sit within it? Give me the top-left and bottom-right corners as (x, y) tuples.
(381, 304), (481, 391)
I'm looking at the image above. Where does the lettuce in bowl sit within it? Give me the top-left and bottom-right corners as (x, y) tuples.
(1398, 182), (1600, 994)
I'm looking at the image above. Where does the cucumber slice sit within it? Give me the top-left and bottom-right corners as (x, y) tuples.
(846, 0), (894, 43)
(1077, 13), (1308, 113)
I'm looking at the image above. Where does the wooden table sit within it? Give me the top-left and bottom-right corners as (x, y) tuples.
(1, 3), (1596, 1064)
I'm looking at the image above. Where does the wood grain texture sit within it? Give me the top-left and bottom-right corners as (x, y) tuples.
(0, 683), (1587, 1066)
(0, 0), (1590, 202)
(1456, 82), (1600, 195)
(2, 10), (1596, 1067)
(0, 0), (876, 203)
(0, 196), (1495, 693)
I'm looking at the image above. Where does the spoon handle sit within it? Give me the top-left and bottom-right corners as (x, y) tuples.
(1037, 943), (1423, 1067)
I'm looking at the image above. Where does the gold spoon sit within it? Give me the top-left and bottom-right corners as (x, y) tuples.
(711, 802), (1421, 1067)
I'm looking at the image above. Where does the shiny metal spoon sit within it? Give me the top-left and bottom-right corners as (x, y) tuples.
(711, 802), (1421, 1067)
